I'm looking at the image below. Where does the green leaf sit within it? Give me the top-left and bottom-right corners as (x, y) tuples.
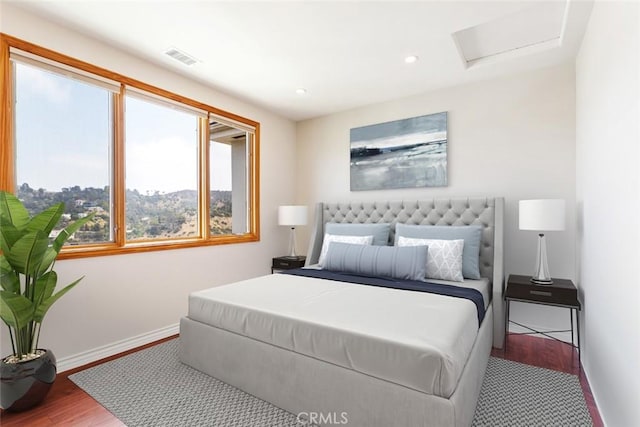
(52, 212), (95, 253)
(36, 248), (58, 277)
(34, 276), (83, 322)
(0, 256), (20, 293)
(4, 231), (49, 275)
(0, 223), (25, 254)
(0, 192), (30, 230)
(34, 271), (57, 305)
(0, 291), (33, 329)
(27, 203), (64, 236)
(0, 254), (13, 274)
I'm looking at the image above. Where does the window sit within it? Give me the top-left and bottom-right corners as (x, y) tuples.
(125, 92), (201, 242)
(209, 120), (251, 236)
(13, 58), (115, 246)
(0, 34), (260, 258)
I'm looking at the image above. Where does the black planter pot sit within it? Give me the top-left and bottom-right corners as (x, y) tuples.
(0, 349), (57, 412)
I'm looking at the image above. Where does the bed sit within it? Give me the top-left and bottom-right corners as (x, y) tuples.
(180, 198), (505, 427)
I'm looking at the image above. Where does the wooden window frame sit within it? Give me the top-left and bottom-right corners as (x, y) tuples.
(0, 34), (260, 259)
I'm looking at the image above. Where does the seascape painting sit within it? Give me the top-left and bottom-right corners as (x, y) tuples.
(350, 112), (447, 191)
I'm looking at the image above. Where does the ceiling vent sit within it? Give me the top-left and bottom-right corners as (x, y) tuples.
(452, 1), (569, 69)
(164, 47), (198, 66)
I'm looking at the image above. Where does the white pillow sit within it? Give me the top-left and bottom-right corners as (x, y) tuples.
(397, 236), (464, 282)
(318, 233), (374, 267)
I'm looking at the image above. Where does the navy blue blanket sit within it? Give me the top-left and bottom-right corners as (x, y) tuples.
(281, 268), (486, 325)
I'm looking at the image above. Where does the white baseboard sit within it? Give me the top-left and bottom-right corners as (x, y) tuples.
(57, 323), (179, 373)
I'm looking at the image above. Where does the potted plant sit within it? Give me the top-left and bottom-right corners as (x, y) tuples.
(0, 191), (94, 411)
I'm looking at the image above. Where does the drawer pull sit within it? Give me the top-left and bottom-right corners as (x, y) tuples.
(280, 262), (290, 266)
(530, 290), (552, 297)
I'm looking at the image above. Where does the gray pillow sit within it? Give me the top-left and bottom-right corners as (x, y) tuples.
(318, 234), (374, 267)
(323, 242), (428, 281)
(325, 223), (391, 246)
(395, 224), (483, 279)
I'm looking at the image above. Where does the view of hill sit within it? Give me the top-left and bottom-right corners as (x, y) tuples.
(16, 184), (232, 244)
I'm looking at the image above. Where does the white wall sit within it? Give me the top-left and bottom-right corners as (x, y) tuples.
(0, 4), (297, 367)
(576, 2), (640, 426)
(296, 64), (577, 340)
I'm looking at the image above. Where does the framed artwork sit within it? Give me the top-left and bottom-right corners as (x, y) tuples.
(350, 112), (447, 191)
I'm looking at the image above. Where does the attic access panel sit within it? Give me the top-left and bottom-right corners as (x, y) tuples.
(453, 1), (568, 68)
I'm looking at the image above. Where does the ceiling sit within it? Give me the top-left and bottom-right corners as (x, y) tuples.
(8, 0), (593, 121)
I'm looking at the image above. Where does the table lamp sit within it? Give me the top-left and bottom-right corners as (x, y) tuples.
(519, 199), (565, 285)
(278, 205), (307, 258)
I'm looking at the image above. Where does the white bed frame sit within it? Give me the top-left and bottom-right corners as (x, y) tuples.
(180, 198), (504, 427)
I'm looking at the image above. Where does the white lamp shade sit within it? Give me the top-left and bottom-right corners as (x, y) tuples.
(278, 205), (308, 226)
(519, 199), (565, 231)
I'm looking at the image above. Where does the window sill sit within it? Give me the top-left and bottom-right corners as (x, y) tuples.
(57, 233), (260, 260)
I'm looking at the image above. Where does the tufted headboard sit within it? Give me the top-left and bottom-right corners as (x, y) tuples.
(305, 197), (505, 348)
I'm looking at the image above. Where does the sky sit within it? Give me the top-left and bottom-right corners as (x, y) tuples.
(15, 62), (233, 193)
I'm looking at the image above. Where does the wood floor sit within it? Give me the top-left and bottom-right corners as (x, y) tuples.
(2, 334), (603, 426)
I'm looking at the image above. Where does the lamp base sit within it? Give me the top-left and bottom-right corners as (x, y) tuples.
(287, 227), (297, 258)
(530, 277), (554, 285)
(531, 233), (553, 285)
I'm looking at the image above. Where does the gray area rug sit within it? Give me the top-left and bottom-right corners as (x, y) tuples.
(70, 339), (593, 427)
(473, 356), (592, 427)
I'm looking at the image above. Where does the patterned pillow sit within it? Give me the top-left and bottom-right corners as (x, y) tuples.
(395, 224), (483, 279)
(318, 234), (374, 267)
(397, 236), (464, 282)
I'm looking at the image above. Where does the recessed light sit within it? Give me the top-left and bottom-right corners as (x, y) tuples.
(296, 88), (307, 95)
(404, 55), (419, 64)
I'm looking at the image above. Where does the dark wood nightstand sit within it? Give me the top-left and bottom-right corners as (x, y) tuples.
(272, 256), (306, 273)
(504, 274), (582, 362)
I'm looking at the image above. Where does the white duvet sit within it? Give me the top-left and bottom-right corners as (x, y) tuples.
(188, 273), (482, 398)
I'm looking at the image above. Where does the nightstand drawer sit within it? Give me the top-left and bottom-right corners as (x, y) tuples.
(507, 285), (576, 304)
(272, 256), (306, 270)
(505, 274), (580, 307)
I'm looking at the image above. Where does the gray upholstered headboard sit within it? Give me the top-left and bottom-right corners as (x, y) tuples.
(305, 197), (505, 348)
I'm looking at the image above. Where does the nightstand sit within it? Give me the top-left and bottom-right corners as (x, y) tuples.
(504, 274), (582, 362)
(272, 256), (306, 273)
